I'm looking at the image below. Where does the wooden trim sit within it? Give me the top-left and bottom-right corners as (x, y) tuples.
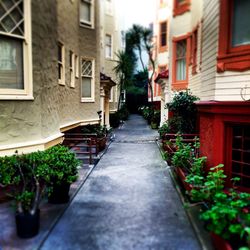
(217, 0), (250, 72)
(191, 25), (199, 75)
(173, 0), (191, 17)
(172, 34), (191, 91)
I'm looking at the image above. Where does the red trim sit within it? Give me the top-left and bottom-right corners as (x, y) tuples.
(191, 26), (198, 75)
(172, 33), (191, 90)
(217, 0), (250, 72)
(173, 0), (191, 17)
(197, 101), (250, 192)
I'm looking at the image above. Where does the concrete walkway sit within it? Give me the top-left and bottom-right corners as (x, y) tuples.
(40, 115), (201, 250)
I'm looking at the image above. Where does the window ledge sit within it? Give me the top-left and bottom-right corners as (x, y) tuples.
(79, 23), (94, 30)
(0, 95), (34, 101)
(171, 82), (188, 91)
(81, 98), (95, 103)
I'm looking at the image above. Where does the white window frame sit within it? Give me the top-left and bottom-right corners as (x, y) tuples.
(69, 50), (75, 88)
(81, 58), (95, 102)
(0, 0), (33, 100)
(79, 0), (95, 29)
(115, 85), (118, 102)
(58, 42), (65, 85)
(105, 34), (113, 59)
(75, 55), (79, 78)
(109, 87), (113, 102)
(105, 0), (113, 16)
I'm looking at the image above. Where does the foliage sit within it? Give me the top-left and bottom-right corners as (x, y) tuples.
(151, 110), (160, 128)
(45, 145), (80, 186)
(0, 145), (79, 214)
(186, 164), (226, 202)
(126, 24), (155, 103)
(81, 124), (108, 138)
(110, 105), (130, 128)
(0, 151), (50, 214)
(166, 90), (199, 133)
(200, 189), (250, 242)
(141, 106), (154, 123)
(171, 135), (202, 173)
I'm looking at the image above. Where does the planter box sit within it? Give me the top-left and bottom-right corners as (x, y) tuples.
(210, 233), (232, 250)
(97, 137), (107, 152)
(175, 167), (193, 191)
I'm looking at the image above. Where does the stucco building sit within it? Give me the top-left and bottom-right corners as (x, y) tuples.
(0, 0), (122, 156)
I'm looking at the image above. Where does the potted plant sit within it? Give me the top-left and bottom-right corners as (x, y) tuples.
(45, 145), (80, 204)
(0, 151), (49, 238)
(150, 110), (160, 129)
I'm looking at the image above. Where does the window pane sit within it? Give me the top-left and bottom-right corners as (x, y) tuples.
(106, 45), (111, 58)
(176, 59), (186, 81)
(80, 1), (91, 23)
(81, 77), (91, 98)
(232, 0), (250, 47)
(0, 36), (24, 89)
(0, 0), (24, 36)
(176, 40), (186, 81)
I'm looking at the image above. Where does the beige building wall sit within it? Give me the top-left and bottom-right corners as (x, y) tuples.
(0, 0), (101, 156)
(100, 0), (122, 113)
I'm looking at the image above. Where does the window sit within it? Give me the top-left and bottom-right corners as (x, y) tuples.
(58, 42), (65, 85)
(191, 28), (198, 74)
(217, 0), (250, 72)
(81, 58), (95, 102)
(173, 0), (190, 17)
(75, 55), (79, 78)
(105, 0), (112, 15)
(0, 0), (32, 100)
(109, 87), (113, 102)
(159, 21), (167, 52)
(226, 125), (250, 192)
(172, 35), (190, 90)
(69, 51), (75, 87)
(105, 34), (112, 59)
(80, 0), (94, 28)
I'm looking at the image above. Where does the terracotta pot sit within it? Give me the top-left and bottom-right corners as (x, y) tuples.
(98, 137), (107, 152)
(16, 209), (40, 238)
(175, 167), (193, 191)
(210, 233), (232, 250)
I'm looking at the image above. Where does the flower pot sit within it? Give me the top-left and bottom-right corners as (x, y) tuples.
(175, 167), (193, 191)
(15, 209), (40, 238)
(98, 137), (107, 152)
(210, 233), (232, 250)
(48, 182), (70, 204)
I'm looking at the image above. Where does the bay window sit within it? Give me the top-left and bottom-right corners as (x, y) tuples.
(217, 0), (250, 72)
(172, 35), (190, 90)
(0, 0), (32, 99)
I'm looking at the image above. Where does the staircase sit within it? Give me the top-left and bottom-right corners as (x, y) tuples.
(63, 133), (104, 166)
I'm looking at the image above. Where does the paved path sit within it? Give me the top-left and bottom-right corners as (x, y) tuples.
(40, 115), (201, 250)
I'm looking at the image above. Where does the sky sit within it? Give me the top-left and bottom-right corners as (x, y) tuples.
(117, 0), (156, 30)
(116, 0), (157, 71)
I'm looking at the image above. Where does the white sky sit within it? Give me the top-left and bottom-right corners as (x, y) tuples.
(117, 0), (156, 30)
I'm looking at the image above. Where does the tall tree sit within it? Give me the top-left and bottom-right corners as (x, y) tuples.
(126, 24), (156, 104)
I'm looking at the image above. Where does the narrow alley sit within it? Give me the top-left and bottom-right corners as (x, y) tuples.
(40, 115), (201, 250)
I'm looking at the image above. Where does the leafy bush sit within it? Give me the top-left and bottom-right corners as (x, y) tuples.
(45, 145), (80, 185)
(166, 90), (199, 133)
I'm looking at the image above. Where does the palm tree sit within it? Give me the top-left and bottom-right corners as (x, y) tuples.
(113, 50), (134, 109)
(126, 24), (155, 104)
